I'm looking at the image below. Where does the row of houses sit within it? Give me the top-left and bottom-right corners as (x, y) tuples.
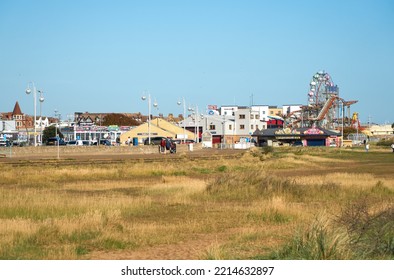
(2, 101), (392, 147)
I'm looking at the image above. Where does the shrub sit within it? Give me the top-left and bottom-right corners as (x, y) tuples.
(262, 146), (274, 154)
(336, 199), (394, 259)
(376, 137), (394, 147)
(217, 165), (227, 172)
(270, 199), (394, 260)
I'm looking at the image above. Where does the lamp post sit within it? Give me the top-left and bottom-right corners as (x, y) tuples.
(338, 99), (344, 147)
(38, 90), (44, 145)
(188, 106), (196, 143)
(341, 102), (345, 147)
(177, 97), (187, 143)
(54, 109), (61, 159)
(141, 92), (158, 145)
(25, 82), (38, 146)
(188, 105), (202, 143)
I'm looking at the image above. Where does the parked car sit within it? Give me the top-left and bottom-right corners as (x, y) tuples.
(11, 140), (26, 147)
(99, 139), (112, 146)
(82, 140), (94, 146)
(46, 137), (66, 146)
(144, 136), (167, 145)
(67, 140), (76, 146)
(66, 140), (83, 146)
(0, 140), (12, 147)
(171, 139), (194, 144)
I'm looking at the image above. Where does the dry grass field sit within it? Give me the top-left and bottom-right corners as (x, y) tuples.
(0, 145), (393, 260)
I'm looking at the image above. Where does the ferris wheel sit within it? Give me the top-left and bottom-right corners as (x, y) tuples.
(307, 71), (338, 106)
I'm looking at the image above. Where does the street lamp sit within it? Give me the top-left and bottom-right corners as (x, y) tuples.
(188, 105), (201, 143)
(177, 97), (187, 143)
(337, 99), (344, 147)
(54, 109), (61, 159)
(38, 90), (44, 145)
(188, 106), (196, 143)
(341, 101), (344, 147)
(25, 82), (40, 146)
(141, 92), (158, 145)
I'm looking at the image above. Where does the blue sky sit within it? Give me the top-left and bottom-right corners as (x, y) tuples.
(1, 0), (393, 124)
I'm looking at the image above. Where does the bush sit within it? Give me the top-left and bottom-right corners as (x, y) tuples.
(336, 199), (394, 259)
(270, 200), (394, 260)
(376, 137), (394, 147)
(262, 146), (274, 154)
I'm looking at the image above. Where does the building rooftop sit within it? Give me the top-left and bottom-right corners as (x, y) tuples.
(12, 101), (22, 115)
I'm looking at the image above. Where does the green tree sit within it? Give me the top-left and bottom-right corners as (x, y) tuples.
(42, 126), (64, 143)
(342, 127), (358, 138)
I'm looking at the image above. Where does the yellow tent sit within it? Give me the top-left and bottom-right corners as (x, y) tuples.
(120, 118), (195, 145)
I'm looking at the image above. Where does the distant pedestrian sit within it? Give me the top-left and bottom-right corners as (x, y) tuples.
(391, 143), (394, 153)
(160, 138), (166, 154)
(365, 143), (370, 153)
(165, 138), (171, 151)
(127, 137), (131, 146)
(170, 141), (177, 154)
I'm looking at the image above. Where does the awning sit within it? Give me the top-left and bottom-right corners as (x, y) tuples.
(267, 115), (284, 121)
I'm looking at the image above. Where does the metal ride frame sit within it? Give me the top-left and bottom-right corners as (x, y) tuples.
(283, 71), (358, 130)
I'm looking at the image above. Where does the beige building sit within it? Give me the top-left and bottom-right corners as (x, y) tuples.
(268, 106), (283, 117)
(120, 118), (196, 145)
(363, 124), (394, 137)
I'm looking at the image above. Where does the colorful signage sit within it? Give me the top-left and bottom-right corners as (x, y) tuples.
(304, 128), (324, 135)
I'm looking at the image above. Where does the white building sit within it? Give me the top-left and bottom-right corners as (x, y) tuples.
(181, 103), (329, 147)
(1, 120), (17, 132)
(233, 106), (261, 136)
(220, 105), (269, 134)
(251, 105), (269, 122)
(180, 114), (235, 144)
(35, 117), (49, 130)
(220, 106), (238, 116)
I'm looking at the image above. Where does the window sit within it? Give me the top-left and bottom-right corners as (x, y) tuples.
(228, 124), (232, 130)
(251, 124), (254, 129)
(255, 114), (260, 119)
(209, 124), (215, 130)
(270, 111), (274, 115)
(240, 124), (245, 130)
(250, 114), (254, 119)
(256, 125), (259, 129)
(239, 114), (245, 119)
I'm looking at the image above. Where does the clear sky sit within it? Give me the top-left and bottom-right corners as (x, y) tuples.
(1, 0), (393, 124)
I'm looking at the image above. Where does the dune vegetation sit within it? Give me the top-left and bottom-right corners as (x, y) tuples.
(0, 146), (393, 259)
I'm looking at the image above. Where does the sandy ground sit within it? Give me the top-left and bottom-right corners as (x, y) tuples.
(88, 232), (233, 260)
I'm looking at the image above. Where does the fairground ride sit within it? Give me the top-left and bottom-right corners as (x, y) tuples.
(283, 71), (358, 130)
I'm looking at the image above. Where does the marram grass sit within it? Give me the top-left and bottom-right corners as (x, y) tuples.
(0, 147), (393, 259)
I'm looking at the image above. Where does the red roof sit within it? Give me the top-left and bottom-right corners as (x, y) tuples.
(12, 102), (22, 115)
